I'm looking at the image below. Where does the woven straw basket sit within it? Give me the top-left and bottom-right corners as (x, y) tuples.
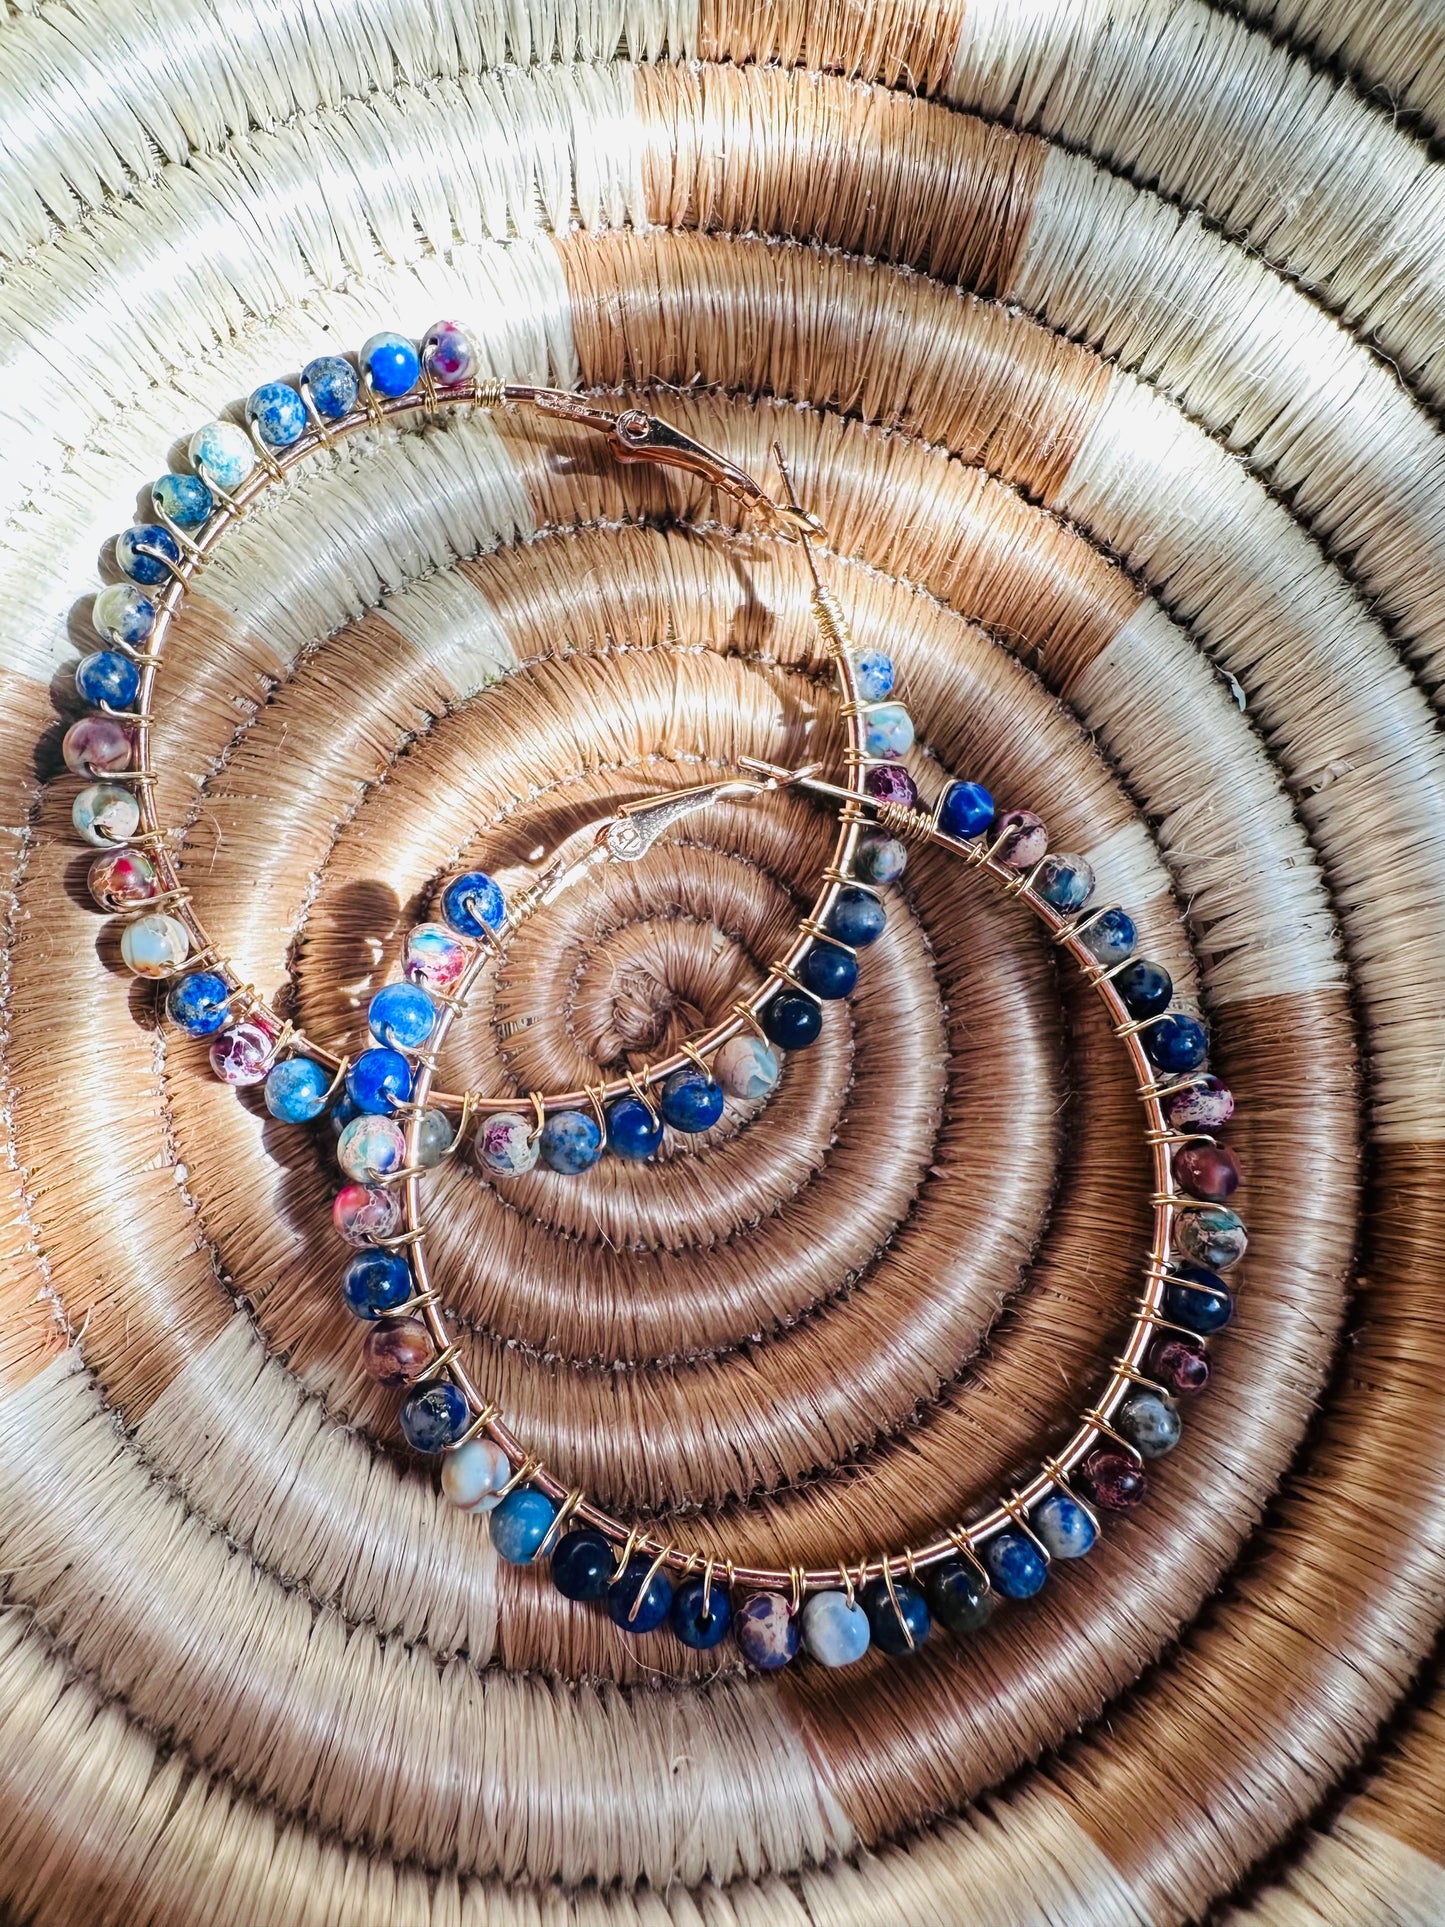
(3, 1), (1445, 1921)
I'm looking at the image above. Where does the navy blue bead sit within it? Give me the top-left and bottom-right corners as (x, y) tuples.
(441, 870), (504, 938)
(400, 1379), (469, 1452)
(671, 1576), (732, 1650)
(926, 1559), (994, 1637)
(330, 1092), (361, 1135)
(342, 1248), (412, 1319)
(264, 1055), (331, 1123)
(938, 780), (995, 840)
(1146, 1012), (1208, 1072)
(1161, 1262), (1234, 1334)
(302, 354), (359, 420)
(346, 1047), (413, 1114)
(368, 981), (437, 1051)
(858, 1577), (931, 1657)
(607, 1554), (674, 1634)
(828, 887), (886, 948)
(798, 940), (858, 1000)
(75, 650), (140, 710)
(166, 970), (231, 1036)
(550, 1528), (616, 1601)
(658, 1066), (724, 1133)
(116, 523), (181, 586)
(761, 991), (822, 1051)
(985, 1530), (1047, 1599)
(606, 1094), (664, 1160)
(490, 1486), (558, 1564)
(1116, 959), (1173, 1020)
(1079, 906), (1137, 967)
(361, 331), (421, 397)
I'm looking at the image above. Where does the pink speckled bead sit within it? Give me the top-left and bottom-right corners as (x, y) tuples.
(420, 320), (477, 386)
(404, 921), (469, 992)
(63, 714), (132, 777)
(332, 1182), (403, 1247)
(992, 809), (1049, 870)
(209, 1021), (275, 1086)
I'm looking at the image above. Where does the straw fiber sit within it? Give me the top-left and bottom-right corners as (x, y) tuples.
(0, 0), (1441, 1921)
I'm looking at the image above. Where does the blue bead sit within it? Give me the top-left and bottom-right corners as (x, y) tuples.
(550, 1528), (616, 1601)
(858, 1577), (931, 1657)
(761, 991), (822, 1051)
(264, 1055), (332, 1122)
(854, 650), (895, 700)
(606, 1094), (663, 1160)
(608, 1554), (674, 1634)
(441, 871), (504, 938)
(863, 703), (915, 760)
(671, 1576), (733, 1650)
(75, 650), (140, 710)
(302, 354), (359, 420)
(1033, 852), (1094, 913)
(800, 1590), (871, 1666)
(938, 780), (995, 840)
(368, 981), (437, 1051)
(152, 472), (214, 528)
(1116, 960), (1173, 1020)
(1146, 1012), (1208, 1072)
(798, 940), (858, 1000)
(1161, 1262), (1234, 1334)
(1078, 907), (1136, 967)
(165, 970), (231, 1036)
(361, 331), (421, 398)
(828, 886), (886, 948)
(330, 1092), (361, 1135)
(346, 1047), (413, 1114)
(115, 524), (181, 586)
(93, 583), (156, 645)
(985, 1530), (1047, 1599)
(489, 1486), (559, 1563)
(399, 1379), (469, 1453)
(540, 1110), (602, 1174)
(342, 1248), (413, 1319)
(247, 381), (308, 448)
(658, 1066), (724, 1133)
(1032, 1491), (1096, 1559)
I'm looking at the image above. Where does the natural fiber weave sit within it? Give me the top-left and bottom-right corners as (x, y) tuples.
(1, 3), (1442, 1922)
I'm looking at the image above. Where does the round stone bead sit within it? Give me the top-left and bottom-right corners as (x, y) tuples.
(72, 781), (139, 847)
(115, 523), (181, 585)
(1166, 1075), (1235, 1133)
(1116, 959), (1173, 1020)
(166, 970), (231, 1036)
(714, 1035), (780, 1100)
(1032, 1491), (1096, 1560)
(1081, 1449), (1148, 1512)
(246, 380), (307, 447)
(120, 912), (189, 978)
(152, 471), (213, 527)
(671, 1577), (733, 1651)
(346, 1047), (413, 1115)
(1033, 852), (1094, 913)
(332, 1181), (402, 1247)
(1177, 1206), (1248, 1270)
(441, 870), (504, 938)
(1146, 1012), (1208, 1073)
(1148, 1333), (1211, 1397)
(368, 981), (437, 1051)
(264, 1055), (331, 1123)
(801, 1590), (871, 1667)
(1118, 1392), (1182, 1458)
(414, 1108), (453, 1168)
(88, 846), (158, 911)
(342, 1248), (413, 1319)
(421, 319), (477, 385)
(761, 991), (822, 1051)
(188, 420), (256, 492)
(301, 354), (359, 420)
(550, 1528), (616, 1601)
(489, 1486), (559, 1564)
(361, 331), (421, 397)
(659, 1066), (725, 1133)
(854, 649), (895, 700)
(606, 1094), (663, 1161)
(734, 1592), (799, 1670)
(330, 1093), (360, 1135)
(798, 940), (858, 1000)
(93, 581), (155, 645)
(1078, 907), (1136, 967)
(75, 649), (140, 710)
(404, 921), (469, 992)
(476, 1112), (540, 1177)
(863, 763), (918, 808)
(441, 1437), (511, 1512)
(853, 831), (907, 885)
(863, 702), (915, 760)
(828, 886), (886, 948)
(208, 1023), (275, 1087)
(361, 1316), (432, 1384)
(992, 808), (1049, 870)
(984, 1530), (1047, 1599)
(1174, 1142), (1240, 1201)
(859, 1577), (931, 1657)
(1161, 1262), (1235, 1334)
(337, 1112), (407, 1183)
(63, 714), (131, 776)
(400, 1379), (469, 1453)
(540, 1110), (603, 1174)
(926, 1559), (994, 1636)
(937, 780), (994, 840)
(608, 1554), (674, 1634)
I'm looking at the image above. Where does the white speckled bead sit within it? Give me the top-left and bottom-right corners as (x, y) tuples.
(863, 702), (915, 760)
(72, 781), (139, 847)
(92, 581), (155, 645)
(187, 420), (256, 493)
(801, 1590), (872, 1667)
(120, 912), (190, 978)
(1032, 1490), (1097, 1559)
(441, 1437), (512, 1513)
(714, 1034), (781, 1100)
(415, 1107), (453, 1167)
(476, 1111), (540, 1176)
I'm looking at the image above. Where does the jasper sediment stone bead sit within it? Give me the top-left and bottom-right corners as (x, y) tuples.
(1082, 1449), (1148, 1511)
(362, 1318), (433, 1385)
(1177, 1205), (1248, 1270)
(1174, 1142), (1241, 1201)
(735, 1592), (799, 1669)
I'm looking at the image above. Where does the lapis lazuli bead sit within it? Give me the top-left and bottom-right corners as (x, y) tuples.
(926, 1559), (994, 1636)
(368, 981), (437, 1052)
(828, 886), (886, 948)
(859, 1577), (930, 1657)
(1032, 1491), (1096, 1560)
(659, 1066), (724, 1133)
(1146, 1012), (1208, 1072)
(671, 1577), (733, 1650)
(801, 1590), (871, 1666)
(761, 991), (822, 1051)
(608, 1554), (674, 1634)
(346, 1047), (413, 1114)
(607, 1095), (664, 1160)
(540, 1110), (603, 1173)
(247, 380), (307, 448)
(264, 1055), (332, 1122)
(1161, 1262), (1234, 1334)
(115, 524), (181, 585)
(361, 331), (421, 397)
(985, 1530), (1047, 1599)
(489, 1486), (559, 1563)
(93, 582), (156, 645)
(1117, 1392), (1182, 1458)
(441, 870), (504, 938)
(342, 1248), (413, 1319)
(75, 650), (140, 710)
(550, 1528), (615, 1601)
(863, 703), (915, 760)
(1033, 852), (1094, 913)
(1116, 959), (1173, 1020)
(302, 354), (359, 420)
(166, 971), (231, 1036)
(1078, 907), (1136, 967)
(399, 1379), (469, 1453)
(938, 780), (995, 840)
(798, 940), (858, 1001)
(188, 420), (256, 492)
(854, 831), (907, 885)
(152, 471), (214, 528)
